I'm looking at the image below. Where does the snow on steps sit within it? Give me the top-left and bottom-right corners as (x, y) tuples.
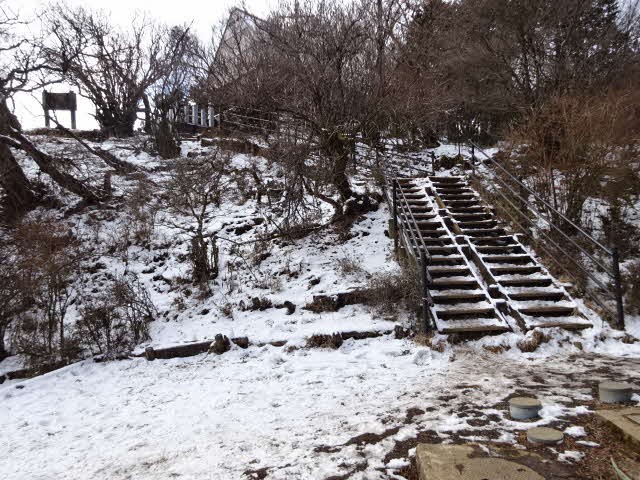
(395, 178), (510, 335)
(428, 175), (592, 332)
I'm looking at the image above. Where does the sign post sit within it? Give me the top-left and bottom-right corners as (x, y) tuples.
(42, 91), (77, 129)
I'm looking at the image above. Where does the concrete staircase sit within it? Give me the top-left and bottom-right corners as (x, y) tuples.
(395, 178), (511, 334)
(428, 176), (591, 331)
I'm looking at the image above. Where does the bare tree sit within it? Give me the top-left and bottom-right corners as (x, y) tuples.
(163, 152), (231, 286)
(204, 2), (386, 218)
(0, 3), (102, 219)
(45, 4), (190, 137)
(148, 26), (199, 158)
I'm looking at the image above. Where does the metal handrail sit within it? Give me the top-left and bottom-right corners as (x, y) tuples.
(471, 141), (612, 254)
(469, 141), (625, 327)
(479, 180), (616, 317)
(382, 155), (435, 331)
(483, 160), (613, 276)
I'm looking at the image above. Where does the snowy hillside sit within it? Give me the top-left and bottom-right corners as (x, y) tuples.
(1, 135), (640, 480)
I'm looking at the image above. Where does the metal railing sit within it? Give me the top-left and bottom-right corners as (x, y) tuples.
(469, 141), (625, 328)
(383, 158), (436, 332)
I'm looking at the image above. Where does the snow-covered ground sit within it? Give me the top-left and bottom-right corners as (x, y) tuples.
(2, 338), (639, 480)
(2, 134), (640, 480)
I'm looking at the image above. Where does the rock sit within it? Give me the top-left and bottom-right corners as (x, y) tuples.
(249, 297), (273, 311)
(509, 397), (542, 420)
(527, 427), (564, 445)
(145, 347), (156, 361)
(599, 381), (633, 403)
(232, 337), (249, 349)
(282, 301), (296, 315)
(209, 334), (231, 355)
(394, 325), (411, 339)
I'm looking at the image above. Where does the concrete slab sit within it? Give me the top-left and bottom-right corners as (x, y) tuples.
(416, 444), (545, 480)
(597, 408), (640, 452)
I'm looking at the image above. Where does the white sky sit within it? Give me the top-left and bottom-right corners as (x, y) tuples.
(9, 0), (274, 129)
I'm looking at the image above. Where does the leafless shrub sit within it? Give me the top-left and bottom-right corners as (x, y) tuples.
(625, 260), (640, 316)
(77, 273), (156, 357)
(0, 241), (27, 359)
(363, 262), (421, 315)
(506, 89), (640, 228)
(11, 217), (87, 367)
(163, 152), (230, 287)
(306, 333), (343, 349)
(123, 175), (158, 247)
(336, 255), (365, 276)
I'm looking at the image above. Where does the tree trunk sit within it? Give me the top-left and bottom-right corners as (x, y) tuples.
(0, 142), (38, 219)
(97, 107), (138, 137)
(155, 117), (180, 159)
(0, 322), (8, 361)
(322, 130), (354, 201)
(142, 95), (152, 134)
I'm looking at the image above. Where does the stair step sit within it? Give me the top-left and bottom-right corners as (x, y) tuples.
(428, 256), (466, 266)
(429, 176), (463, 183)
(415, 231), (447, 240)
(523, 316), (592, 330)
(509, 291), (566, 301)
(432, 293), (487, 304)
(426, 247), (459, 257)
(449, 208), (486, 215)
(518, 305), (575, 317)
(465, 228), (507, 237)
(457, 220), (498, 229)
(451, 213), (492, 222)
(443, 200), (480, 207)
(439, 194), (476, 201)
(491, 266), (542, 276)
(476, 245), (525, 255)
(435, 188), (473, 195)
(470, 236), (517, 245)
(428, 266), (471, 278)
(420, 238), (456, 246)
(415, 221), (442, 229)
(482, 255), (534, 265)
(438, 319), (510, 334)
(436, 307), (496, 320)
(430, 279), (479, 290)
(499, 277), (554, 287)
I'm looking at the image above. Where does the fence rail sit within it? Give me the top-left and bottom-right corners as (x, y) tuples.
(382, 158), (435, 332)
(469, 141), (625, 328)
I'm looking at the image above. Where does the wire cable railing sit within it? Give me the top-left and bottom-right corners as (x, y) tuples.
(469, 141), (625, 328)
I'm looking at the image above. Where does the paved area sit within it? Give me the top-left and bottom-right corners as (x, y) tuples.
(597, 407), (640, 451)
(416, 444), (545, 479)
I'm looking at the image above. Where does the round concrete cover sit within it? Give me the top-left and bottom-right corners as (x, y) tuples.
(600, 381), (632, 391)
(510, 397), (542, 408)
(527, 427), (563, 444)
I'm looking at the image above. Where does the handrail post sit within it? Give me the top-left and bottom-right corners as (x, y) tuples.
(392, 180), (398, 255)
(612, 247), (625, 329)
(430, 151), (435, 175)
(420, 249), (432, 333)
(470, 143), (476, 177)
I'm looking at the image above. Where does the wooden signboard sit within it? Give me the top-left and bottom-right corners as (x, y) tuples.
(42, 91), (77, 129)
